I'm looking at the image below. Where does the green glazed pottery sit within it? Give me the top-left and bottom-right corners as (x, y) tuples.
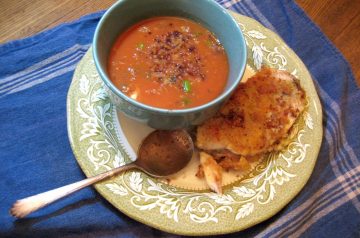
(68, 11), (322, 236)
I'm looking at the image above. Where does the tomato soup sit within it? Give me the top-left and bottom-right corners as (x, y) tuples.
(108, 17), (229, 109)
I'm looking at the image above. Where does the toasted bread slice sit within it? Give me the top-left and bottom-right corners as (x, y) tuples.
(197, 67), (306, 156)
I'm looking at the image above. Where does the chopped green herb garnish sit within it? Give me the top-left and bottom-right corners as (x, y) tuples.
(206, 40), (213, 47)
(137, 43), (144, 50)
(182, 97), (191, 105)
(183, 80), (191, 93)
(195, 32), (203, 37)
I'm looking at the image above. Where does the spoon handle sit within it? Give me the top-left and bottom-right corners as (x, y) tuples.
(10, 163), (137, 218)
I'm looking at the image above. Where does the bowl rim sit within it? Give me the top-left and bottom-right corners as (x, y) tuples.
(93, 0), (247, 115)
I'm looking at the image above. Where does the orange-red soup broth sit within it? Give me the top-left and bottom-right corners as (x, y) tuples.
(108, 17), (229, 109)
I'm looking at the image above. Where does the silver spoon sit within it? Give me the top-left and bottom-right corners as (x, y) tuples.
(10, 129), (193, 218)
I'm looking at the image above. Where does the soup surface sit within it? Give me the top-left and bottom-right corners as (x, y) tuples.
(108, 17), (229, 109)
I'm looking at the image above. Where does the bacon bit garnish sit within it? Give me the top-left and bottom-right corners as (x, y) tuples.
(145, 30), (205, 88)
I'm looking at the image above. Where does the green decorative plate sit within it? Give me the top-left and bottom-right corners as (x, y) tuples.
(67, 12), (322, 235)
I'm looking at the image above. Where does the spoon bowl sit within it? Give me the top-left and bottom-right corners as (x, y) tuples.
(10, 129), (193, 218)
(136, 130), (193, 176)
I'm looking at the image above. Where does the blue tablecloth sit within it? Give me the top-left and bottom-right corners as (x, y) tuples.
(1, 0), (359, 237)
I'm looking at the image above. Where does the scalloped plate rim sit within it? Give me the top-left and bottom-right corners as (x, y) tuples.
(66, 11), (323, 236)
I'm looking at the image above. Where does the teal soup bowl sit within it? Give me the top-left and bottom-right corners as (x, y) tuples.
(93, 0), (247, 130)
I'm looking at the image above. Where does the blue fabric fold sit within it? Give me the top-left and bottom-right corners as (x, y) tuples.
(1, 0), (359, 237)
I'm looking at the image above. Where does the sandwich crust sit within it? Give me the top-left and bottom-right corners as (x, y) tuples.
(197, 67), (306, 157)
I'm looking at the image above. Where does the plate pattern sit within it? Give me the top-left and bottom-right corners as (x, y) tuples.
(67, 13), (322, 235)
(76, 71), (311, 223)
